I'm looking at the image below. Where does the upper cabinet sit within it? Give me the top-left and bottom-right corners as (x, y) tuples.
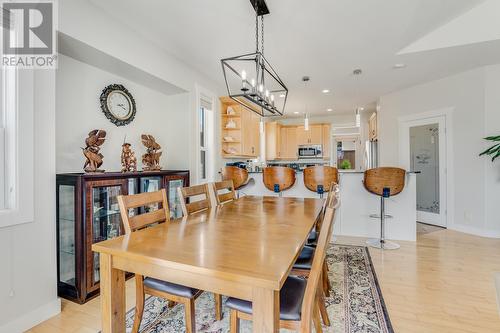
(266, 122), (331, 160)
(220, 97), (260, 158)
(296, 125), (322, 145)
(369, 112), (378, 141)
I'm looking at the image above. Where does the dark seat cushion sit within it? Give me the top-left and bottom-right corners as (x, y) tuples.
(143, 277), (199, 298)
(293, 246), (315, 270)
(225, 276), (306, 321)
(307, 230), (317, 243)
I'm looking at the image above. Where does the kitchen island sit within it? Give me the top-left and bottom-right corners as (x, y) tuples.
(241, 170), (417, 241)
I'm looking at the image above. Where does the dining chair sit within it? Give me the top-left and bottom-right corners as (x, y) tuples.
(263, 166), (296, 197)
(292, 184), (340, 326)
(118, 189), (212, 333)
(212, 179), (237, 205)
(226, 198), (338, 333)
(177, 184), (223, 320)
(178, 183), (213, 216)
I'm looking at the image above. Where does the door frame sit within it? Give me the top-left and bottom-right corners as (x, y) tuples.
(398, 108), (454, 228)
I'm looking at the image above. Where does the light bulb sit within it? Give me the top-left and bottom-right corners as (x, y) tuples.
(258, 84), (264, 93)
(241, 70), (247, 80)
(251, 78), (256, 87)
(304, 116), (309, 131)
(265, 90), (269, 98)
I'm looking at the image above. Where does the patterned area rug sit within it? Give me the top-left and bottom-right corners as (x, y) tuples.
(124, 244), (393, 333)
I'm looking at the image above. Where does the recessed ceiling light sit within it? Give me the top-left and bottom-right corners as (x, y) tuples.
(327, 108), (333, 112)
(393, 63), (406, 69)
(294, 111), (299, 114)
(322, 89), (330, 94)
(359, 107), (365, 111)
(279, 94), (286, 98)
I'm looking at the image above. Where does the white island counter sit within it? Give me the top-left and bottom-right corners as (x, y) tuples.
(241, 170), (417, 241)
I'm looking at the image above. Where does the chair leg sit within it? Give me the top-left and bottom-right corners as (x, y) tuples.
(132, 275), (145, 333)
(214, 293), (223, 320)
(317, 287), (331, 327)
(322, 261), (331, 297)
(184, 298), (196, 333)
(313, 303), (323, 333)
(230, 309), (240, 333)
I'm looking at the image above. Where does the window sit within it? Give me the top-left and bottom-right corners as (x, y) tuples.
(198, 93), (214, 183)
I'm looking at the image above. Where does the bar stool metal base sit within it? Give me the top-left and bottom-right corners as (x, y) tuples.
(366, 239), (400, 250)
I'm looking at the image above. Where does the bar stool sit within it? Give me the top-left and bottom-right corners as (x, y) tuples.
(263, 166), (296, 197)
(221, 166), (249, 198)
(303, 166), (339, 198)
(364, 167), (406, 250)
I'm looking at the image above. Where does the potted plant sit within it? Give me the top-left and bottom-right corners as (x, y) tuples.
(340, 159), (352, 170)
(479, 135), (500, 161)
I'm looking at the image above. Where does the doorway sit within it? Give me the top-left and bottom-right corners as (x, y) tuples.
(400, 113), (448, 227)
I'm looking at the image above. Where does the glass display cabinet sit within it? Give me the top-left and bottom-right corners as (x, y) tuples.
(56, 170), (189, 304)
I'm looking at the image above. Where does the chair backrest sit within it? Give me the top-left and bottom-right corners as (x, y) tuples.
(315, 182), (340, 232)
(301, 199), (338, 331)
(221, 166), (249, 189)
(364, 167), (406, 197)
(212, 180), (237, 205)
(262, 166), (296, 192)
(177, 183), (212, 216)
(117, 189), (170, 234)
(303, 166), (339, 193)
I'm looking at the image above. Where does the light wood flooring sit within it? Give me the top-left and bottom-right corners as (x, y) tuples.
(29, 225), (500, 333)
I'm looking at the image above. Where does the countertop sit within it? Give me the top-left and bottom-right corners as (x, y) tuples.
(248, 170), (420, 174)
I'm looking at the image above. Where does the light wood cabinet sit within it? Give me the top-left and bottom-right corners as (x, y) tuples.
(220, 97), (260, 158)
(266, 122), (281, 160)
(322, 124), (331, 159)
(284, 127), (298, 159)
(296, 125), (322, 145)
(369, 112), (378, 141)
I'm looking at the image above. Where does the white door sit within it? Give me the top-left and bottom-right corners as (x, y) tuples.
(400, 115), (447, 227)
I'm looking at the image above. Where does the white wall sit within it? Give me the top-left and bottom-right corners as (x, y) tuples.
(56, 55), (190, 172)
(0, 71), (59, 332)
(379, 65), (500, 237)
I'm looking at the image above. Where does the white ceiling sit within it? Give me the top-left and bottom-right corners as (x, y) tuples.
(89, 0), (499, 117)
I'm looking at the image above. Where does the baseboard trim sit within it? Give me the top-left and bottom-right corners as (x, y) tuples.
(449, 224), (500, 239)
(0, 298), (61, 333)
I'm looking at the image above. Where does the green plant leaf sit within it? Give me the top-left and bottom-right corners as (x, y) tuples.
(479, 143), (500, 156)
(484, 135), (500, 141)
(492, 151), (500, 162)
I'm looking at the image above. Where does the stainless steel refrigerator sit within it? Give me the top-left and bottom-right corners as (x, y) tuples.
(364, 140), (379, 170)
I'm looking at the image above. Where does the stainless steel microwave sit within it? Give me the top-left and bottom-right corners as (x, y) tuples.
(298, 145), (323, 159)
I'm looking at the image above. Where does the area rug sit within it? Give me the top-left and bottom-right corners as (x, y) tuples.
(124, 244), (393, 333)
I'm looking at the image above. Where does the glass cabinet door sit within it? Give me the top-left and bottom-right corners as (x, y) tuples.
(58, 184), (76, 287)
(167, 178), (185, 219)
(140, 177), (162, 212)
(88, 181), (126, 289)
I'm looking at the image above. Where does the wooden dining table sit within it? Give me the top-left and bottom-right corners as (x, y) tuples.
(92, 195), (324, 333)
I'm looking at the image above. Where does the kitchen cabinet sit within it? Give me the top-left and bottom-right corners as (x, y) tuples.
(220, 97), (260, 158)
(297, 125), (322, 145)
(266, 121), (281, 160)
(369, 112), (378, 141)
(322, 124), (331, 159)
(56, 170), (189, 304)
(284, 127), (298, 159)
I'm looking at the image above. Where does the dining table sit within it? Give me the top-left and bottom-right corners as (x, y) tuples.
(92, 195), (324, 333)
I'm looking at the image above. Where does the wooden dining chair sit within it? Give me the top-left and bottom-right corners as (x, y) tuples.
(178, 183), (213, 216)
(212, 179), (237, 205)
(293, 184), (340, 325)
(118, 189), (211, 333)
(176, 184), (223, 320)
(226, 200), (338, 333)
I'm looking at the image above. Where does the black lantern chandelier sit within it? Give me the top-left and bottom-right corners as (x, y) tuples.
(221, 0), (288, 117)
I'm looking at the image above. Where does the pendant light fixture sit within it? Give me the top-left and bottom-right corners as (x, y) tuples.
(221, 0), (288, 117)
(353, 69), (363, 128)
(302, 76), (310, 130)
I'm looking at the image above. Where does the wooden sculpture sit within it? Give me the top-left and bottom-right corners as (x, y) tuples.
(121, 142), (137, 172)
(141, 134), (162, 171)
(82, 129), (106, 173)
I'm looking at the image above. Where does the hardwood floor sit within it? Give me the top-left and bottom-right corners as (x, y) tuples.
(29, 225), (500, 333)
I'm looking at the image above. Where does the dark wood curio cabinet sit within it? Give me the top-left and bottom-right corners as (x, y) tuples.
(56, 170), (189, 304)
